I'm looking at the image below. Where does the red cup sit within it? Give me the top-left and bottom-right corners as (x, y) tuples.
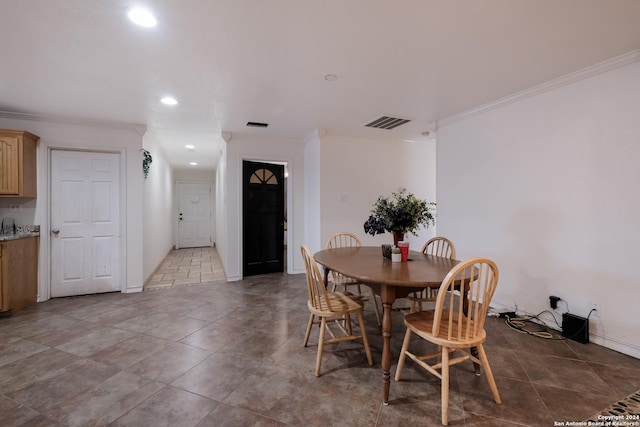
(397, 241), (409, 262)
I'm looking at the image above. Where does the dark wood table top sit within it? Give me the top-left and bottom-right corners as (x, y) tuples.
(314, 246), (459, 288)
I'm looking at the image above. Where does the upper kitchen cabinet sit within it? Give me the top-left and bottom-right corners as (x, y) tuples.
(0, 129), (39, 197)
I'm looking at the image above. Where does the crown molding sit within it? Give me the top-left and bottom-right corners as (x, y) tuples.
(221, 131), (232, 143)
(0, 110), (146, 133)
(439, 49), (640, 127)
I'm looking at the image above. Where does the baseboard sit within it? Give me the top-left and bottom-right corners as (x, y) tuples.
(144, 247), (174, 287)
(490, 299), (640, 359)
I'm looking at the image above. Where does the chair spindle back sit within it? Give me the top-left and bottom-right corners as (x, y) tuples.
(432, 258), (498, 342)
(301, 245), (333, 312)
(422, 236), (456, 259)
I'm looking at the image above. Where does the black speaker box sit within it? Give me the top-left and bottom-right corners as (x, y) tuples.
(562, 313), (589, 344)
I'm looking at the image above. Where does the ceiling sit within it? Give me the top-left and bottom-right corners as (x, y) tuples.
(2, 1), (640, 170)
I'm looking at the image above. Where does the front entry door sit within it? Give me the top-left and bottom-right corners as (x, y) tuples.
(243, 161), (284, 276)
(50, 150), (120, 297)
(177, 182), (212, 248)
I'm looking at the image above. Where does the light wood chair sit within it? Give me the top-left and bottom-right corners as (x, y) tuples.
(407, 237), (457, 313)
(301, 245), (373, 376)
(325, 232), (381, 325)
(395, 257), (501, 426)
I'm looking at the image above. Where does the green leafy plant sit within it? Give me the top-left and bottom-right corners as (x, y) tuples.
(142, 149), (152, 179)
(363, 189), (436, 236)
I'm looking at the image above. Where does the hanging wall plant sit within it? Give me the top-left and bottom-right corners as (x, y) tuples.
(142, 149), (152, 179)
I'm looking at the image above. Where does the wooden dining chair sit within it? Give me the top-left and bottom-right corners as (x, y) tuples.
(395, 257), (501, 426)
(325, 232), (381, 325)
(407, 237), (456, 313)
(301, 245), (373, 376)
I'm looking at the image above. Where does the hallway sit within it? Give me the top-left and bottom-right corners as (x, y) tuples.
(145, 247), (226, 290)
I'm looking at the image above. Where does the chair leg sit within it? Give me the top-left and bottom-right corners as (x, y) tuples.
(357, 311), (373, 366)
(441, 346), (450, 426)
(409, 299), (417, 313)
(303, 313), (315, 347)
(345, 313), (353, 335)
(315, 317), (327, 376)
(476, 344), (501, 404)
(394, 327), (412, 381)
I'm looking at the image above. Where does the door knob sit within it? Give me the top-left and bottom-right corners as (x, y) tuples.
(51, 228), (60, 235)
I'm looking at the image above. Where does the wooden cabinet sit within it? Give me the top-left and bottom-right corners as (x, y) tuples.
(0, 236), (38, 313)
(0, 129), (39, 197)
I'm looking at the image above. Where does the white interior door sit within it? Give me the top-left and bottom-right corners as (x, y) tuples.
(50, 150), (120, 297)
(177, 182), (212, 248)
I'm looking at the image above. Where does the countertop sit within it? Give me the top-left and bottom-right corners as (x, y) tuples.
(0, 232), (40, 242)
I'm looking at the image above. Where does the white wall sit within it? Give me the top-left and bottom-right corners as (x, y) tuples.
(215, 142), (228, 274)
(0, 115), (145, 298)
(142, 132), (174, 283)
(303, 131), (322, 252)
(437, 59), (640, 357)
(317, 132), (437, 252)
(174, 169), (216, 181)
(224, 133), (305, 280)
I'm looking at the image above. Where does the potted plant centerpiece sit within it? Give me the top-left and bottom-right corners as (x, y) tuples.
(363, 189), (436, 246)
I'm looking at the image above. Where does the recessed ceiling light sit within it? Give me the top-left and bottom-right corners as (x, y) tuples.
(127, 8), (157, 28)
(185, 145), (195, 150)
(161, 96), (178, 106)
(324, 74), (338, 81)
(189, 162), (197, 166)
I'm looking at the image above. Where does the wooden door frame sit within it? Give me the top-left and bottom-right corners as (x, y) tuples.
(175, 180), (214, 249)
(41, 147), (127, 302)
(239, 156), (292, 278)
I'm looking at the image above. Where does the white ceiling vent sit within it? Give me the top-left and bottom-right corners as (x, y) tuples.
(364, 116), (411, 130)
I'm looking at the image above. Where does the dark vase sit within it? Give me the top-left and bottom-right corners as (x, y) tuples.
(393, 231), (404, 246)
(381, 244), (392, 259)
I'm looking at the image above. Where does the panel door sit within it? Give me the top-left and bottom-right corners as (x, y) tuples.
(50, 150), (120, 297)
(177, 182), (212, 248)
(242, 161), (284, 276)
(0, 135), (20, 195)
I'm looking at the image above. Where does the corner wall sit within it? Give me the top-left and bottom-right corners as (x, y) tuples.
(317, 132), (437, 252)
(142, 132), (175, 283)
(224, 133), (305, 280)
(0, 115), (145, 298)
(437, 59), (640, 357)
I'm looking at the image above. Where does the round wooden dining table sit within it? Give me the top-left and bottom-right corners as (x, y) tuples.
(314, 246), (460, 405)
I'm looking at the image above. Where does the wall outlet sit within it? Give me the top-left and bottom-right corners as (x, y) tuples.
(590, 302), (600, 317)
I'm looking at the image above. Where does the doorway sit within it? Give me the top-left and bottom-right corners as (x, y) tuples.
(242, 160), (285, 276)
(50, 150), (121, 297)
(177, 181), (213, 249)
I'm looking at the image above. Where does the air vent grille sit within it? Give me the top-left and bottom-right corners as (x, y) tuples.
(364, 116), (411, 130)
(247, 121), (269, 128)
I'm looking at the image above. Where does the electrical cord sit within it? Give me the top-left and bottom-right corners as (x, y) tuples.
(503, 309), (596, 341)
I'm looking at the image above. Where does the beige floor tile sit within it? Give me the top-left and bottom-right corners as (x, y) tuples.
(1, 248), (632, 426)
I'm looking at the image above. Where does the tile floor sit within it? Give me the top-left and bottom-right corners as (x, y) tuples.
(145, 247), (226, 290)
(1, 248), (640, 426)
